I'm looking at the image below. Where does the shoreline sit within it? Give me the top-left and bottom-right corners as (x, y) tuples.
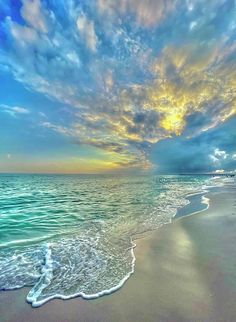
(1, 179), (236, 321)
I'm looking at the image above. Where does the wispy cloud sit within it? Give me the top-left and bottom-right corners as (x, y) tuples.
(21, 0), (49, 33)
(97, 0), (176, 27)
(1, 104), (30, 117)
(77, 14), (98, 52)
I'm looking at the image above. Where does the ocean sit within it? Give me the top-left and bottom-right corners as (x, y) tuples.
(0, 174), (214, 307)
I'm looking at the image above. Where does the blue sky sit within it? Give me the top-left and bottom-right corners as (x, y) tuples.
(0, 0), (236, 173)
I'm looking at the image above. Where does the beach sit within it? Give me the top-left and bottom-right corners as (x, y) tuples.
(1, 180), (236, 322)
(1, 0), (236, 320)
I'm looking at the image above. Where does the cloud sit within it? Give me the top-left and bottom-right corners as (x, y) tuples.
(209, 154), (220, 165)
(1, 104), (30, 116)
(214, 148), (228, 160)
(145, 42), (236, 135)
(215, 169), (225, 173)
(77, 15), (98, 52)
(151, 116), (236, 173)
(97, 0), (176, 27)
(9, 19), (39, 44)
(209, 148), (229, 166)
(21, 0), (49, 33)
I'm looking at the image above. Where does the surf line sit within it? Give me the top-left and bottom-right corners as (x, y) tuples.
(26, 239), (137, 308)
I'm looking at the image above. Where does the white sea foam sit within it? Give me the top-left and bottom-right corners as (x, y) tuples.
(27, 243), (54, 306)
(27, 239), (137, 307)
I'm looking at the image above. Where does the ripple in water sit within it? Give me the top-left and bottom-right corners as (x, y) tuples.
(0, 174), (215, 306)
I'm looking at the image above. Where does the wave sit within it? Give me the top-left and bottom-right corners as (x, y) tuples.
(26, 239), (137, 307)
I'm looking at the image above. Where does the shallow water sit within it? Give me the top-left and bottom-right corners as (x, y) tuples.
(0, 174), (212, 306)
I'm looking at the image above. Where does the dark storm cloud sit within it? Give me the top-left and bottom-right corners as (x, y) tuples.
(151, 116), (236, 173)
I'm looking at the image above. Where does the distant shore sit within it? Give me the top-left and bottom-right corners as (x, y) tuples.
(1, 179), (236, 322)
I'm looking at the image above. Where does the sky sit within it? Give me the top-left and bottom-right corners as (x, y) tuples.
(0, 0), (235, 174)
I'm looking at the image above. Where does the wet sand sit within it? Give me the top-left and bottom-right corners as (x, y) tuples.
(1, 181), (236, 322)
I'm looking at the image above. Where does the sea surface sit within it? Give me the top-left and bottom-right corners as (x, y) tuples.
(0, 174), (217, 307)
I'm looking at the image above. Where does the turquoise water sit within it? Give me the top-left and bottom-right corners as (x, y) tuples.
(0, 174), (210, 306)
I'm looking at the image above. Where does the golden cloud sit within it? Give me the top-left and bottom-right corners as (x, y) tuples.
(40, 38), (236, 172)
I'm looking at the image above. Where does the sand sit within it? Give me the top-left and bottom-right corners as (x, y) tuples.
(1, 181), (236, 322)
